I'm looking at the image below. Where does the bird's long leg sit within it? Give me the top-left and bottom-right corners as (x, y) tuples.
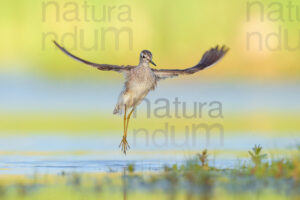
(119, 105), (130, 154)
(123, 105), (127, 135)
(125, 108), (135, 138)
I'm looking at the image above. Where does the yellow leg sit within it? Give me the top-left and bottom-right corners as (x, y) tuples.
(123, 105), (127, 135)
(125, 108), (135, 137)
(119, 105), (130, 154)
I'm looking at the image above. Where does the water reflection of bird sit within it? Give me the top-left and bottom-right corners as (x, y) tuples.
(53, 41), (229, 154)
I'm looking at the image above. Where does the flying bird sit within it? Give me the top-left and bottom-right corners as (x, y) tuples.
(53, 41), (229, 154)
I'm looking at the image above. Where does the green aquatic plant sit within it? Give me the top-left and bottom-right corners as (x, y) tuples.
(197, 149), (209, 167)
(248, 145), (267, 166)
(127, 164), (135, 173)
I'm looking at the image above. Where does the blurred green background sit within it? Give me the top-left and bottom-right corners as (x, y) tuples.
(0, 0), (299, 138)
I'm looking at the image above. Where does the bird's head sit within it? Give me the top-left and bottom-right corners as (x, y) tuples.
(140, 50), (156, 66)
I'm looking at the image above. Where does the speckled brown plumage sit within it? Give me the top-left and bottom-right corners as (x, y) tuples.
(53, 41), (229, 114)
(53, 40), (229, 154)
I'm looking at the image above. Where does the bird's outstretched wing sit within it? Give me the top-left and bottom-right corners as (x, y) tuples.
(53, 40), (134, 73)
(152, 45), (229, 80)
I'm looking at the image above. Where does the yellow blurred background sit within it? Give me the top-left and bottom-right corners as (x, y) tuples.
(1, 0), (299, 80)
(0, 0), (299, 138)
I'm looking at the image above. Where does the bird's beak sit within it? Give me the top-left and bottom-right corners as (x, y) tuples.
(149, 59), (156, 66)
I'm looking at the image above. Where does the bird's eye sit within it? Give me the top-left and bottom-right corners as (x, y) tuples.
(142, 55), (146, 58)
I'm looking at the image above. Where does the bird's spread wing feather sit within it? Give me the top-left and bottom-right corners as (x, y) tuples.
(53, 40), (134, 73)
(152, 45), (229, 80)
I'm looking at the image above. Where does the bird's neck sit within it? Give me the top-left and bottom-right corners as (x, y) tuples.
(139, 62), (150, 68)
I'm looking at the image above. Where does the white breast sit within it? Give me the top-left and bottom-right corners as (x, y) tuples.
(114, 65), (157, 114)
(130, 66), (155, 91)
(126, 66), (156, 104)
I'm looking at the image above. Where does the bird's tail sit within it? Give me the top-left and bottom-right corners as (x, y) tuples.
(113, 105), (122, 115)
(113, 93), (125, 115)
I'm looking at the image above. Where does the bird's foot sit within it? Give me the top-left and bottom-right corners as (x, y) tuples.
(119, 136), (130, 155)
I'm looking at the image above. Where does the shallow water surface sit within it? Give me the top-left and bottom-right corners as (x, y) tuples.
(0, 135), (297, 174)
